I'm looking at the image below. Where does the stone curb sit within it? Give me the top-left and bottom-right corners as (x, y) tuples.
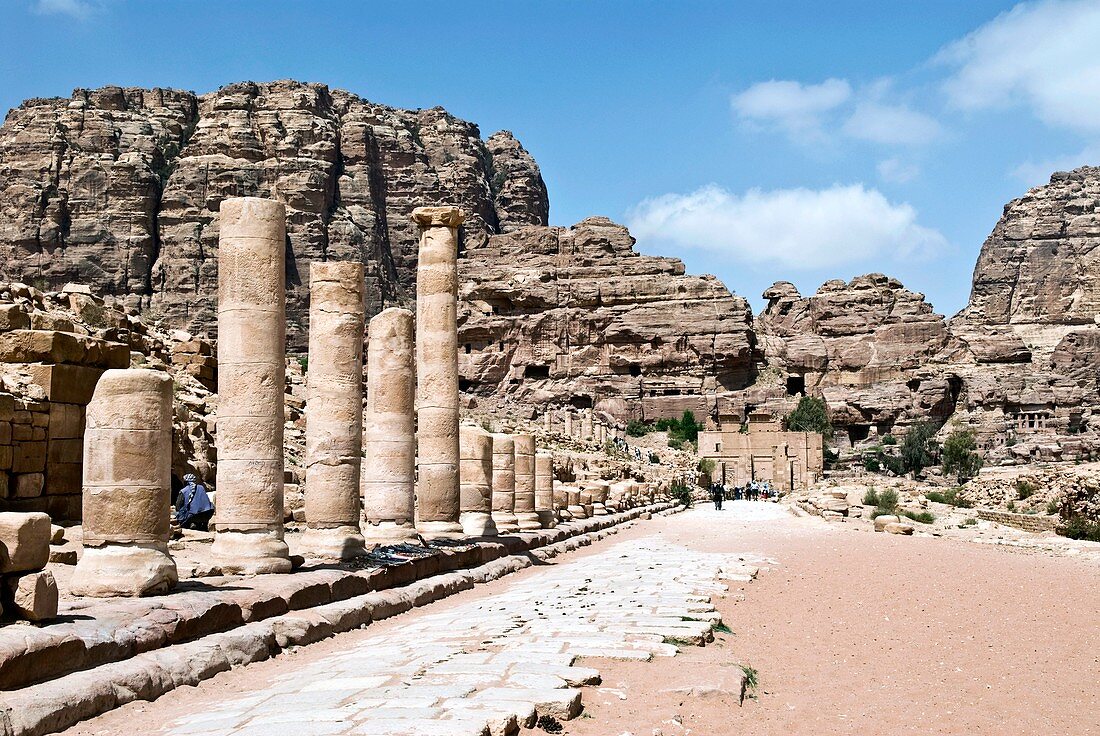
(0, 503), (682, 736)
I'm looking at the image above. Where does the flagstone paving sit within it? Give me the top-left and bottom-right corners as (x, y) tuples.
(160, 537), (773, 736)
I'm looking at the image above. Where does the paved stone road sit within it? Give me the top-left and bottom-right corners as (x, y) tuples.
(159, 535), (771, 736)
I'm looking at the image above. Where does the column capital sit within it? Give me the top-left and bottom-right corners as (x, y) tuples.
(412, 205), (464, 228)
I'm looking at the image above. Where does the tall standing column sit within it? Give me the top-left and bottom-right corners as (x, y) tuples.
(460, 424), (497, 537)
(513, 434), (540, 530)
(491, 434), (519, 532)
(72, 369), (176, 597)
(582, 411), (593, 442)
(412, 206), (464, 538)
(535, 452), (556, 528)
(563, 413), (573, 438)
(212, 197), (291, 574)
(362, 308), (418, 544)
(300, 262), (367, 560)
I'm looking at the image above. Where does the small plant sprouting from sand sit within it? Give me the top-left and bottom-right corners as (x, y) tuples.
(738, 664), (759, 704)
(713, 622), (733, 634)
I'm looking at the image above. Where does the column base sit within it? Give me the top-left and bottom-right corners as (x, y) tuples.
(592, 503), (609, 516)
(416, 519), (465, 539)
(515, 512), (542, 531)
(536, 510), (558, 528)
(362, 519), (420, 545)
(460, 511), (498, 537)
(298, 526), (367, 560)
(211, 529), (292, 575)
(557, 508), (574, 521)
(567, 505), (588, 519)
(492, 511), (520, 533)
(71, 542), (178, 597)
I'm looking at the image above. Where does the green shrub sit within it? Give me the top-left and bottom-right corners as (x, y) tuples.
(863, 455), (881, 472)
(942, 427), (983, 479)
(882, 434), (897, 445)
(1015, 480), (1036, 500)
(669, 483), (693, 507)
(626, 419), (651, 437)
(698, 458), (716, 475)
(668, 438), (683, 450)
(863, 488), (880, 506)
(900, 422), (939, 474)
(870, 488), (900, 518)
(655, 411), (704, 446)
(902, 510), (936, 524)
(1046, 499), (1059, 515)
(926, 487), (973, 508)
(960, 517), (977, 527)
(1057, 515), (1100, 542)
(783, 396), (833, 438)
(297, 356), (308, 372)
(1007, 500), (1016, 512)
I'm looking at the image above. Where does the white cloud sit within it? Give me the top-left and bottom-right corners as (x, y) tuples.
(938, 0), (1100, 134)
(731, 78), (852, 142)
(877, 158), (921, 184)
(843, 102), (943, 146)
(625, 184), (946, 270)
(33, 0), (93, 18)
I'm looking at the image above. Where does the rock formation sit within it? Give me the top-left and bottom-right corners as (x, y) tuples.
(0, 81), (548, 346)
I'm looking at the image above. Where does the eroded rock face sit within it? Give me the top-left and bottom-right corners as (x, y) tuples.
(0, 81), (549, 346)
(458, 217), (757, 420)
(959, 166), (1100, 336)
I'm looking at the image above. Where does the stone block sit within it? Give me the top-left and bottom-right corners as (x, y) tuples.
(0, 472), (7, 498)
(0, 421), (10, 444)
(2, 570), (59, 621)
(47, 438), (83, 465)
(14, 473), (44, 498)
(0, 304), (30, 332)
(0, 394), (13, 421)
(30, 411), (49, 428)
(885, 522), (915, 535)
(48, 403), (84, 439)
(873, 514), (901, 532)
(19, 363), (105, 404)
(12, 424), (32, 442)
(32, 427), (46, 441)
(49, 548), (77, 565)
(12, 441), (46, 473)
(0, 512), (51, 573)
(0, 446), (11, 470)
(46, 462), (82, 494)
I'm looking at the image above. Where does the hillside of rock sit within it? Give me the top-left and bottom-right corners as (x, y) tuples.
(458, 217), (757, 420)
(0, 81), (549, 346)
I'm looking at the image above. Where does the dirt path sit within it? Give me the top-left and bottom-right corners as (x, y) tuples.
(563, 502), (1100, 735)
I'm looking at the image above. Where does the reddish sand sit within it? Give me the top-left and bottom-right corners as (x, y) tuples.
(559, 503), (1100, 736)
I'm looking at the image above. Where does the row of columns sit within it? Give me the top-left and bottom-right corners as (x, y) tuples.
(542, 409), (620, 445)
(74, 198), (665, 596)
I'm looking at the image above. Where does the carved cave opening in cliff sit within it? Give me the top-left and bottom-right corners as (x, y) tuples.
(570, 395), (593, 409)
(847, 424), (871, 444)
(629, 365), (641, 377)
(524, 364), (550, 379)
(786, 375), (805, 396)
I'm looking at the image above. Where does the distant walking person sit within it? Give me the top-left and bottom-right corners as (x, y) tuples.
(176, 472), (215, 531)
(711, 484), (725, 510)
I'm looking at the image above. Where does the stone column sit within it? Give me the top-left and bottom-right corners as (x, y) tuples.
(582, 411), (593, 441)
(566, 485), (586, 519)
(72, 369), (177, 596)
(211, 197), (292, 574)
(535, 452), (556, 528)
(554, 480), (572, 521)
(512, 434), (540, 530)
(491, 434), (519, 532)
(460, 424), (497, 536)
(563, 413), (573, 437)
(542, 412), (552, 433)
(362, 308), (418, 544)
(412, 206), (464, 538)
(591, 480), (610, 516)
(300, 262), (366, 560)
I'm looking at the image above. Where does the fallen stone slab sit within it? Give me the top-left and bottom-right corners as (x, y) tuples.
(0, 512), (51, 574)
(2, 570), (58, 621)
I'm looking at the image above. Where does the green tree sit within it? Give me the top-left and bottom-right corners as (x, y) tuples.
(900, 422), (939, 474)
(942, 427), (983, 480)
(783, 396), (833, 438)
(679, 410), (702, 443)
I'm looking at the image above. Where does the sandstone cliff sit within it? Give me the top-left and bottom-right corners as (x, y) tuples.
(0, 81), (549, 346)
(458, 217), (757, 420)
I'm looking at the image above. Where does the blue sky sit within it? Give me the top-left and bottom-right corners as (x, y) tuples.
(3, 1), (1098, 317)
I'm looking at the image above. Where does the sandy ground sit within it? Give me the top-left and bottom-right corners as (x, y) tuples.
(59, 503), (1099, 736)
(561, 502), (1100, 736)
